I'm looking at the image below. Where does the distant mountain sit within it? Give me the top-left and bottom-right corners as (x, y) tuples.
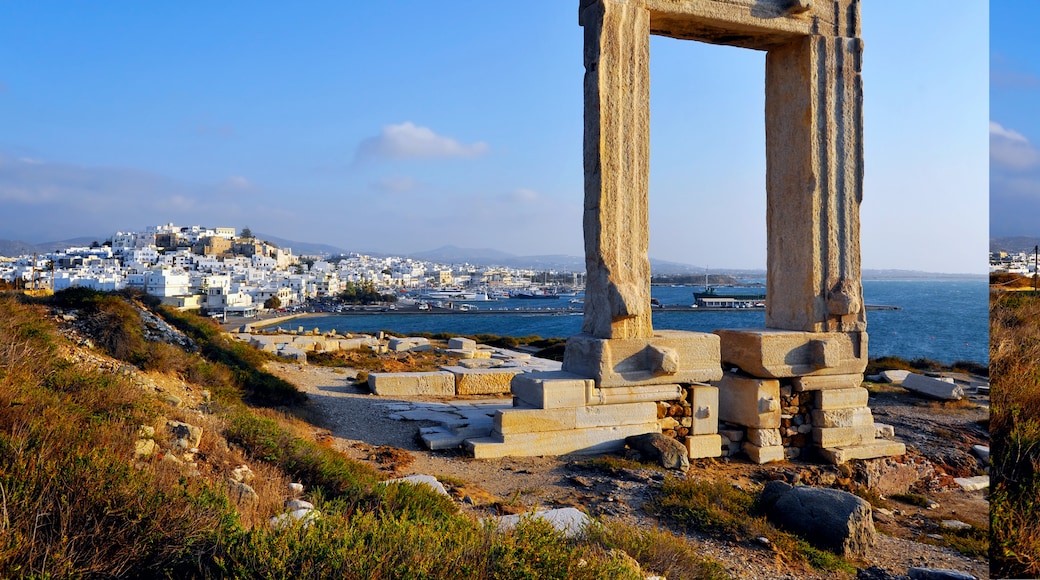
(407, 245), (517, 264)
(0, 239), (40, 257)
(254, 234), (347, 258)
(862, 269), (985, 280)
(992, 236), (1040, 254)
(36, 237), (103, 252)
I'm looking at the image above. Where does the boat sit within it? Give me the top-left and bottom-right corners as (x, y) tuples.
(511, 288), (560, 299)
(693, 286), (766, 309)
(422, 289), (479, 300)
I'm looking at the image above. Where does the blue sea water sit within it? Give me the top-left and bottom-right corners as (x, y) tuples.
(294, 279), (988, 365)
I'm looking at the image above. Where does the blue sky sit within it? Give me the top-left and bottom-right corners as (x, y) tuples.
(991, 0), (1040, 241)
(0, 2), (987, 273)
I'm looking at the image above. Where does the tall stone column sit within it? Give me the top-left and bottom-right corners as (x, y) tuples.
(764, 6), (865, 334)
(579, 0), (653, 340)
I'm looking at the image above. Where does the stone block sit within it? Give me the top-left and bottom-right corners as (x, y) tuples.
(719, 428), (744, 442)
(685, 434), (723, 459)
(511, 372), (592, 409)
(448, 337), (477, 351)
(880, 369), (910, 384)
(743, 442), (785, 464)
(443, 366), (519, 395)
(466, 422), (660, 459)
(561, 330), (722, 387)
(368, 371), (456, 397)
(717, 373), (781, 428)
(813, 425), (876, 448)
(494, 402), (656, 435)
(587, 384), (681, 406)
(819, 441), (907, 464)
(815, 387), (869, 410)
(714, 329), (867, 378)
(388, 337), (431, 352)
(875, 423), (895, 439)
(901, 373), (965, 400)
(747, 428), (783, 447)
(953, 476), (989, 492)
(793, 373), (864, 392)
(812, 407), (874, 428)
(689, 384), (719, 435)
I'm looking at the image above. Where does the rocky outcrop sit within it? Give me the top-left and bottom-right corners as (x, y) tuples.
(759, 481), (876, 557)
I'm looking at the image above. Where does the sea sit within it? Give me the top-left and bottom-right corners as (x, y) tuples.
(287, 279), (988, 365)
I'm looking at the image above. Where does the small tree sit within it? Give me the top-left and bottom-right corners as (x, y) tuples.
(264, 296), (282, 310)
(241, 226), (253, 239)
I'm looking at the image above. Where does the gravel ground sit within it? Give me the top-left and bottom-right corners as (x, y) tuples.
(267, 361), (990, 580)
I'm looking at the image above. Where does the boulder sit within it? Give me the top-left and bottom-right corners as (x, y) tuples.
(907, 568), (978, 580)
(759, 481), (876, 557)
(901, 374), (964, 400)
(625, 432), (689, 471)
(879, 369), (911, 385)
(167, 420), (203, 449)
(227, 479), (259, 504)
(493, 507), (591, 538)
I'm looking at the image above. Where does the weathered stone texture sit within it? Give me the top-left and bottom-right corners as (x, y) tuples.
(717, 373), (781, 428)
(562, 330), (721, 387)
(368, 372), (455, 397)
(715, 329), (867, 378)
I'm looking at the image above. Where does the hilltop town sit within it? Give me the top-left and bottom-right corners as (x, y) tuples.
(0, 223), (580, 315)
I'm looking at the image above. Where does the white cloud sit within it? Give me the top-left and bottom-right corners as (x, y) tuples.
(355, 122), (488, 161)
(221, 175), (252, 191)
(991, 121), (1040, 169)
(502, 188), (540, 203)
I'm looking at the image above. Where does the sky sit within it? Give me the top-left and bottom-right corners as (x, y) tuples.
(0, 2), (987, 273)
(991, 0), (1040, 243)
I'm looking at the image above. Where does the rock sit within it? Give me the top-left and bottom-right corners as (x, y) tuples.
(953, 476), (989, 491)
(907, 568), (978, 580)
(625, 432), (689, 471)
(230, 464), (255, 483)
(167, 420), (203, 449)
(380, 474), (450, 497)
(493, 508), (591, 538)
(971, 445), (989, 464)
(759, 480), (876, 557)
(288, 482), (305, 494)
(940, 520), (971, 531)
(227, 479), (259, 504)
(857, 566), (909, 580)
(859, 458), (924, 496)
(134, 439), (158, 460)
(880, 370), (911, 385)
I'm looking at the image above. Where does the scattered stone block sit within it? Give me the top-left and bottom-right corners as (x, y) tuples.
(448, 337), (477, 351)
(747, 428), (783, 447)
(381, 474), (450, 497)
(685, 433), (723, 459)
(953, 476), (989, 492)
(717, 373), (781, 428)
(818, 440), (907, 464)
(880, 369), (910, 384)
(388, 337), (431, 352)
(901, 373), (965, 400)
(493, 508), (591, 538)
(368, 372), (456, 397)
(874, 423), (895, 439)
(743, 442), (785, 464)
(815, 387), (868, 410)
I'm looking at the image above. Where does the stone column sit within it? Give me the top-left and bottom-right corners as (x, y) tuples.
(579, 0), (653, 340)
(764, 4), (865, 334)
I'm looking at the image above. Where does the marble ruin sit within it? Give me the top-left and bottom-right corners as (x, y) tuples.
(469, 0), (905, 464)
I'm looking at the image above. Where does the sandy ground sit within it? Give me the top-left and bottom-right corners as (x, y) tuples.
(267, 361), (990, 580)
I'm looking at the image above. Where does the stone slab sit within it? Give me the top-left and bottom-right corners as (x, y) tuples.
(466, 422), (660, 459)
(494, 402), (656, 435)
(587, 383), (681, 406)
(388, 337), (431, 352)
(743, 442), (785, 464)
(818, 440), (907, 465)
(953, 476), (989, 492)
(511, 371), (592, 409)
(717, 373), (781, 428)
(714, 329), (867, 378)
(443, 366), (519, 395)
(815, 387), (869, 410)
(561, 330), (722, 388)
(880, 369), (911, 385)
(812, 407), (874, 428)
(689, 384), (719, 435)
(368, 371), (455, 397)
(747, 428), (783, 447)
(685, 433), (723, 459)
(448, 337), (477, 351)
(901, 373), (965, 401)
(793, 373), (864, 392)
(813, 425), (876, 448)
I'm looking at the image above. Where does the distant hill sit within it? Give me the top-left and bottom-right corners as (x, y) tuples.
(407, 245), (517, 264)
(254, 234), (347, 258)
(0, 239), (40, 257)
(0, 236), (103, 257)
(992, 236), (1040, 254)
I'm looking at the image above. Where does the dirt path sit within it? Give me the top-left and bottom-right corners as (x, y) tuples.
(268, 361), (990, 580)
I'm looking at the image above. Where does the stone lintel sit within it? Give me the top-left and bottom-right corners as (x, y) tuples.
(562, 330), (722, 387)
(819, 440), (907, 465)
(511, 371), (593, 409)
(717, 372), (781, 429)
(715, 328), (867, 378)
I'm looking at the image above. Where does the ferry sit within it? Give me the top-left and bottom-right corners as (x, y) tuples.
(693, 286), (766, 309)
